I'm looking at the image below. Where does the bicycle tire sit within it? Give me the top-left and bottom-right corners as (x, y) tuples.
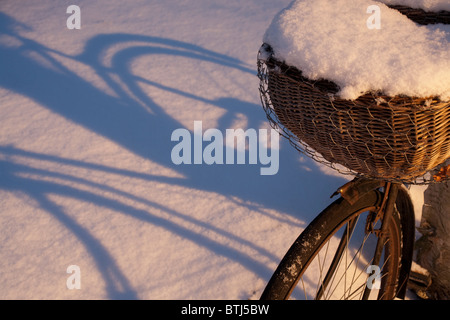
(261, 189), (404, 300)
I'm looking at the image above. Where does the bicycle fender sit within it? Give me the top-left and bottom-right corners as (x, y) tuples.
(333, 178), (385, 205)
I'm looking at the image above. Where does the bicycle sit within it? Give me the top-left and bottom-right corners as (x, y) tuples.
(256, 5), (449, 300)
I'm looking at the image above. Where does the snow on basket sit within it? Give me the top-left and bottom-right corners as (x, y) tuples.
(257, 0), (450, 184)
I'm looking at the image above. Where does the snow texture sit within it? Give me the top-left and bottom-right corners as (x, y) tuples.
(263, 0), (450, 100)
(0, 0), (427, 300)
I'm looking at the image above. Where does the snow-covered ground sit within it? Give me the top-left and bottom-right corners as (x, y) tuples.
(0, 0), (428, 300)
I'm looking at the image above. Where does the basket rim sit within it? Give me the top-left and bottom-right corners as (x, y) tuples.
(259, 44), (450, 109)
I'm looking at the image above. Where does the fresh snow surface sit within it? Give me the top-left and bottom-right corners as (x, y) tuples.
(0, 0), (427, 300)
(378, 0), (450, 12)
(263, 0), (450, 100)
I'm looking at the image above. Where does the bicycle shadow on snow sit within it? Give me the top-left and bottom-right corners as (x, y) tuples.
(0, 13), (348, 298)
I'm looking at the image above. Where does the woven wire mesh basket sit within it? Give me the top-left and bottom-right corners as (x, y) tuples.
(258, 6), (450, 184)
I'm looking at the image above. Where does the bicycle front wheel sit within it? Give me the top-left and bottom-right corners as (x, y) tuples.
(261, 189), (403, 300)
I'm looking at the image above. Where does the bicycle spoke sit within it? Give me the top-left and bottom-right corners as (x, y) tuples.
(314, 239), (331, 298)
(315, 217), (357, 299)
(300, 277), (307, 300)
(321, 218), (394, 300)
(325, 239), (372, 299)
(320, 217), (374, 299)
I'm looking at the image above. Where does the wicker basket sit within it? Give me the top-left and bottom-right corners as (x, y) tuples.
(388, 5), (450, 25)
(258, 6), (450, 184)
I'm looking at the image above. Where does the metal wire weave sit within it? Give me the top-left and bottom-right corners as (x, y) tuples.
(257, 5), (450, 184)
